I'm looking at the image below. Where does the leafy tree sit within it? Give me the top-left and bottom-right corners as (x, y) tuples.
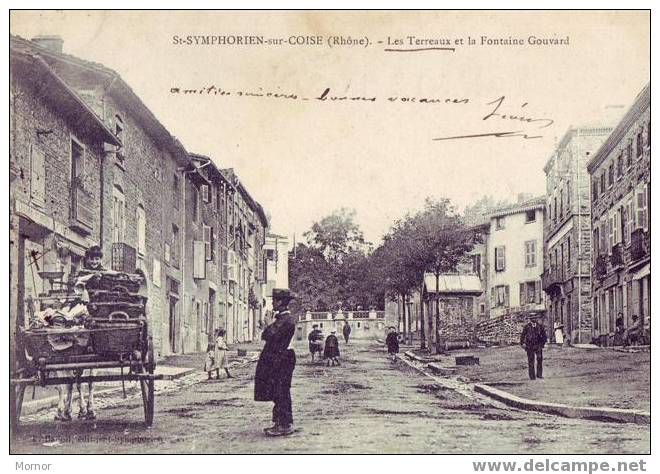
(304, 208), (370, 264)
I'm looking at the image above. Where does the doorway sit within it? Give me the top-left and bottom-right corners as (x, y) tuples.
(169, 296), (178, 353)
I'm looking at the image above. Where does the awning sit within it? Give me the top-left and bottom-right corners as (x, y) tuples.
(632, 264), (650, 281)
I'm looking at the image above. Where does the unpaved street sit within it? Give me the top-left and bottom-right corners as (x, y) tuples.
(11, 340), (650, 454)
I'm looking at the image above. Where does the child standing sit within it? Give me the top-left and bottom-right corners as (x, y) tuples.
(204, 329), (234, 379)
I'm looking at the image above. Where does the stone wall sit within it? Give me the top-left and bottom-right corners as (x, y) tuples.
(475, 311), (547, 345)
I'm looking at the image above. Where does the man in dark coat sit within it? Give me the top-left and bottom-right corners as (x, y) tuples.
(308, 324), (324, 361)
(323, 330), (340, 366)
(520, 315), (548, 380)
(254, 289), (297, 436)
(342, 322), (352, 344)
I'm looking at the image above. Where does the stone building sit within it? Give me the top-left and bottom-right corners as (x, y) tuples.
(587, 84), (650, 345)
(423, 273), (483, 347)
(10, 36), (120, 335)
(542, 125), (613, 343)
(10, 34), (272, 355)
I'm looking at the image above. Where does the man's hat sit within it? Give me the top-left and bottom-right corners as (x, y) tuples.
(85, 245), (103, 258)
(312, 324), (318, 328)
(272, 288), (297, 302)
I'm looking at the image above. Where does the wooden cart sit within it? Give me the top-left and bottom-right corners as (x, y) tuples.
(10, 272), (162, 431)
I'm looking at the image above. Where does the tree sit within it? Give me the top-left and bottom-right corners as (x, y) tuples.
(411, 199), (474, 353)
(304, 208), (370, 264)
(290, 208), (382, 314)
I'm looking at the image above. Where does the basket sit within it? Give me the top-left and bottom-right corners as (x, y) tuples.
(87, 290), (147, 306)
(92, 323), (143, 355)
(79, 271), (143, 293)
(20, 328), (93, 361)
(87, 302), (146, 320)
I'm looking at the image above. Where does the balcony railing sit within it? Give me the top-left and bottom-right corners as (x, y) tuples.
(541, 269), (564, 291)
(631, 228), (650, 262)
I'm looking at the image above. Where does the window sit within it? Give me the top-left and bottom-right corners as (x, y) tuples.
(491, 285), (509, 307)
(525, 210), (536, 223)
(472, 254), (482, 279)
(636, 131), (643, 157)
(559, 189), (563, 218)
(636, 185), (648, 230)
(647, 121), (651, 147)
(617, 154), (623, 177)
(495, 216), (505, 230)
(608, 214), (614, 250)
(479, 303), (485, 315)
(626, 199), (634, 243)
(613, 211), (620, 245)
(553, 197), (557, 221)
(112, 186), (126, 243)
(593, 228), (600, 260)
(171, 223), (180, 268)
(136, 205), (146, 256)
(626, 140), (633, 164)
(30, 145), (46, 206)
(566, 181), (571, 207)
(495, 246), (506, 271)
(618, 206), (625, 244)
(519, 281), (540, 306)
(203, 224), (214, 261)
(600, 173), (606, 195)
(592, 181), (598, 202)
(114, 115), (125, 167)
(201, 184), (209, 203)
(608, 164), (614, 187)
(524, 240), (536, 267)
(192, 186), (199, 222)
(173, 174), (180, 210)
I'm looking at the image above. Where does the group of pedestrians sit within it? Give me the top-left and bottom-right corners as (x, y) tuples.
(307, 322), (351, 366)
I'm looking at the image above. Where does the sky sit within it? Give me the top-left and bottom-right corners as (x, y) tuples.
(10, 11), (650, 245)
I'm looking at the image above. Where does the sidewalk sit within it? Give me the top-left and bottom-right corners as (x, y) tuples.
(446, 344), (650, 413)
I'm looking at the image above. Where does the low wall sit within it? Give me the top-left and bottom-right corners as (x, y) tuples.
(475, 311), (547, 346)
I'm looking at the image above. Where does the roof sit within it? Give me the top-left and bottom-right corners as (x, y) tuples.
(10, 40), (120, 146)
(11, 34), (189, 167)
(424, 274), (483, 295)
(542, 125), (614, 174)
(489, 196), (545, 219)
(587, 83), (650, 173)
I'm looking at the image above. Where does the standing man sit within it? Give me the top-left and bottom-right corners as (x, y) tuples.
(520, 315), (548, 380)
(342, 321), (352, 344)
(254, 289), (297, 436)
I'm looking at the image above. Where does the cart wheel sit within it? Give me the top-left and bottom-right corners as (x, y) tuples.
(10, 384), (26, 434)
(140, 379), (154, 427)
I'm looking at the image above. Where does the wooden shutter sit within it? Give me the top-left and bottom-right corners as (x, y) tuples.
(504, 285), (510, 307)
(193, 240), (206, 279)
(490, 287), (496, 308)
(203, 225), (211, 261)
(535, 281), (542, 304)
(519, 283), (526, 305)
(30, 145), (46, 206)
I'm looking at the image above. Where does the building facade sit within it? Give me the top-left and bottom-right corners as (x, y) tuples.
(542, 125), (613, 343)
(10, 34), (271, 356)
(487, 197), (547, 320)
(587, 84), (650, 345)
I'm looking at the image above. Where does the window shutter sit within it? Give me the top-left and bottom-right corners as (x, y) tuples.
(535, 281), (542, 304)
(490, 287), (496, 308)
(203, 225), (211, 261)
(30, 145), (46, 206)
(504, 285), (510, 307)
(519, 283), (526, 305)
(501, 246), (506, 271)
(164, 243), (170, 263)
(193, 240), (206, 279)
(201, 184), (209, 203)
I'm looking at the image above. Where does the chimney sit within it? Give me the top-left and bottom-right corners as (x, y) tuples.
(31, 35), (63, 54)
